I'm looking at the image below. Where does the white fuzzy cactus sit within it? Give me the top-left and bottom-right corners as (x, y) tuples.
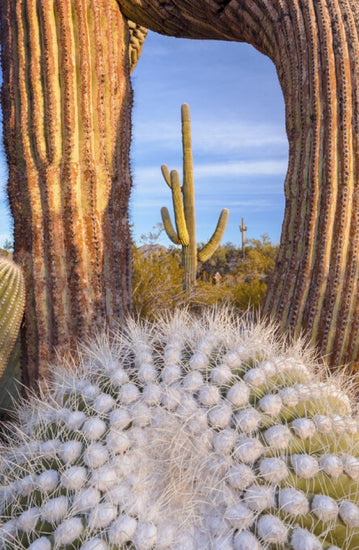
(0, 308), (358, 549)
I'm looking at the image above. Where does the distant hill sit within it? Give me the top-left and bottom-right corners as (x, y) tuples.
(137, 244), (168, 257)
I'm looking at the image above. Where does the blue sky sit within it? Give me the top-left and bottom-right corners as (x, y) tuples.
(0, 30), (288, 247)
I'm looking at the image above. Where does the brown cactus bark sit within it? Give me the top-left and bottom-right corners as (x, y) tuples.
(121, 0), (359, 368)
(0, 0), (134, 385)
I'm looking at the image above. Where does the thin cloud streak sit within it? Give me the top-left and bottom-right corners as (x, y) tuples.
(133, 120), (287, 153)
(132, 160), (287, 187)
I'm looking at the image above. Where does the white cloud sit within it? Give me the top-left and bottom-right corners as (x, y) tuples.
(132, 159), (287, 188)
(133, 119), (287, 153)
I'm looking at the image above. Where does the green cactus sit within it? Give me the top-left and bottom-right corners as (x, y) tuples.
(0, 257), (25, 378)
(0, 308), (359, 549)
(239, 217), (248, 259)
(0, 257), (25, 415)
(161, 104), (229, 289)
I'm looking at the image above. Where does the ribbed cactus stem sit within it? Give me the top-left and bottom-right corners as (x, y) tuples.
(161, 104), (228, 289)
(182, 245), (197, 289)
(181, 103), (197, 279)
(0, 0), (139, 385)
(0, 257), (25, 379)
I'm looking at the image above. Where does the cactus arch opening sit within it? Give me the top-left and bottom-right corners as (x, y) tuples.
(121, 0), (359, 368)
(131, 33), (287, 249)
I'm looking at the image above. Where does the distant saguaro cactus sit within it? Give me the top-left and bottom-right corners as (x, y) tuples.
(240, 218), (248, 259)
(161, 104), (229, 289)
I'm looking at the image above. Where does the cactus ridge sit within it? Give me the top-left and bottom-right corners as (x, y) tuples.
(0, 257), (25, 379)
(161, 104), (229, 288)
(128, 19), (147, 72)
(0, 308), (358, 549)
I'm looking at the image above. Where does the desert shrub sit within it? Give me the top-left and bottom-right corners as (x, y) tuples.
(231, 279), (268, 310)
(133, 236), (278, 319)
(132, 247), (185, 319)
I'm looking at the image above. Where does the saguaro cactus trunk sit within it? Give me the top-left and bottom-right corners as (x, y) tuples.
(0, 0), (134, 385)
(121, 0), (359, 367)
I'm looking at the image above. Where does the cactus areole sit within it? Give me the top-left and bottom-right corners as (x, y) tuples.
(120, 0), (359, 368)
(0, 1), (147, 386)
(161, 104), (229, 290)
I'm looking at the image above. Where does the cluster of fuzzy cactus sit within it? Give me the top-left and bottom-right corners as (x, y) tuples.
(161, 104), (229, 289)
(0, 309), (358, 549)
(0, 256), (25, 376)
(0, 257), (25, 413)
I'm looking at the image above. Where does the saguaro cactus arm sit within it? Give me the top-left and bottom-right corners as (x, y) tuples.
(169, 170), (190, 246)
(160, 207), (181, 245)
(121, 0), (359, 367)
(160, 104), (228, 287)
(0, 257), (25, 378)
(161, 164), (172, 188)
(160, 167), (190, 245)
(198, 208), (229, 263)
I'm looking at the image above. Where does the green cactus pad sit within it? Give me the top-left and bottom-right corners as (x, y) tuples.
(0, 309), (358, 549)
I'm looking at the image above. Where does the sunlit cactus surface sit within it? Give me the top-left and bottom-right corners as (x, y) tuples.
(0, 309), (358, 549)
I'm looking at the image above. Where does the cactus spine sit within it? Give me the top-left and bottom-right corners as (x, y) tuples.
(161, 104), (229, 289)
(1, 309), (359, 549)
(0, 257), (25, 380)
(0, 0), (143, 386)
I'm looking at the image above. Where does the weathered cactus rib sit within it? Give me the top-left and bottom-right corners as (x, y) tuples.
(121, 0), (359, 366)
(0, 258), (25, 379)
(128, 19), (148, 72)
(0, 0), (137, 385)
(161, 104), (229, 287)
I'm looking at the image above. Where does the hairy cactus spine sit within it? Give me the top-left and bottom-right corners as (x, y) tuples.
(0, 309), (358, 549)
(120, 0), (359, 367)
(161, 104), (229, 289)
(0, 0), (141, 386)
(0, 257), (25, 380)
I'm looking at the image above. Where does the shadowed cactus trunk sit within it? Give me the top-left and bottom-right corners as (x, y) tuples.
(0, 0), (141, 386)
(121, 0), (359, 368)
